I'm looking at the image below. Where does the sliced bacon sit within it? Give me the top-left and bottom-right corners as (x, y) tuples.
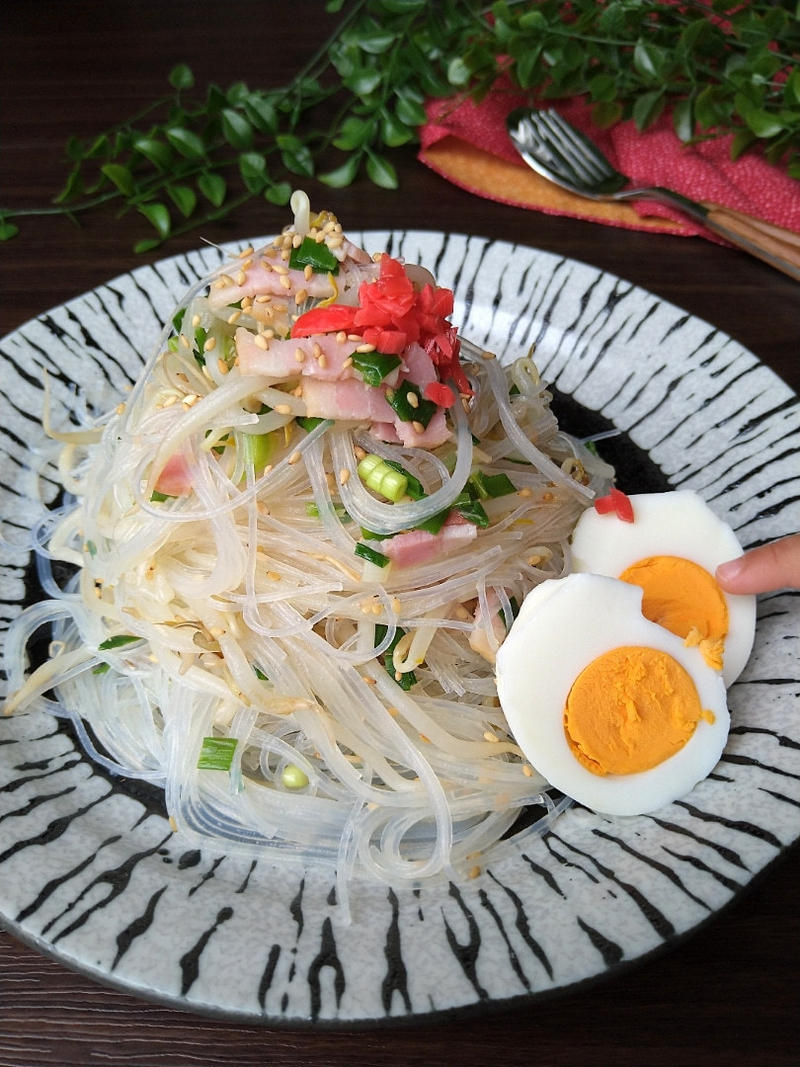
(301, 377), (396, 423)
(235, 328), (401, 387)
(154, 451), (194, 496)
(382, 522), (477, 568)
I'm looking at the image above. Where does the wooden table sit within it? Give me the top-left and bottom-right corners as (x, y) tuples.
(2, 3), (798, 1064)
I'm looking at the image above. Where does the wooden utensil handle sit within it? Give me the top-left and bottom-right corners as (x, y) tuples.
(701, 203), (800, 281)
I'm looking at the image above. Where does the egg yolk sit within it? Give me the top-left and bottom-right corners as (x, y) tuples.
(563, 645), (715, 776)
(618, 555), (728, 644)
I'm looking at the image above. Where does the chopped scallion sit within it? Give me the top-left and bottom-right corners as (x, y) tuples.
(197, 736), (238, 771)
(357, 454), (408, 502)
(385, 382), (437, 428)
(351, 350), (402, 387)
(98, 634), (141, 650)
(288, 235), (339, 275)
(355, 542), (390, 568)
(375, 624), (417, 689)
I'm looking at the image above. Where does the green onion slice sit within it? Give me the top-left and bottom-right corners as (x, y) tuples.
(288, 236), (339, 275)
(355, 542), (390, 568)
(197, 736), (238, 771)
(352, 350), (402, 387)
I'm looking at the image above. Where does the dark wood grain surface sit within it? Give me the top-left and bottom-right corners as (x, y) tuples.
(2, 3), (799, 1064)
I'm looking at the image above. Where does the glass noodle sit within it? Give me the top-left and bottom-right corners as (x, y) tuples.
(2, 195), (614, 897)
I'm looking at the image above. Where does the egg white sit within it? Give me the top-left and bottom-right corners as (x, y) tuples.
(496, 573), (730, 817)
(569, 490), (756, 686)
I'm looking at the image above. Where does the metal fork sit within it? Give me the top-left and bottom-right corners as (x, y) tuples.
(507, 107), (800, 282)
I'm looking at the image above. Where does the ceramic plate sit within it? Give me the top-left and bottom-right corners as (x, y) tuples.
(1, 232), (798, 1025)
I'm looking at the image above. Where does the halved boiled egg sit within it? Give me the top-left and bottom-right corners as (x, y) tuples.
(496, 573), (730, 816)
(570, 490), (756, 686)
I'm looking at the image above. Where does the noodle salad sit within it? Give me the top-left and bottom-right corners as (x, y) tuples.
(2, 193), (614, 893)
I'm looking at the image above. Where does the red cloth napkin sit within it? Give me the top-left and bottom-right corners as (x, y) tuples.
(419, 81), (800, 241)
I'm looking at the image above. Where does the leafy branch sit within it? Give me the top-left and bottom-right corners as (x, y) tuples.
(2, 0), (799, 250)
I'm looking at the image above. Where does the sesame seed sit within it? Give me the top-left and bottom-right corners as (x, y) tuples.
(217, 358), (229, 375)
(304, 264), (313, 280)
(218, 273), (234, 287)
(182, 394), (200, 408)
(355, 342), (376, 353)
(280, 275), (292, 290)
(327, 234), (344, 249)
(517, 487), (532, 498)
(406, 391), (419, 409)
(391, 597), (402, 614)
(411, 421), (425, 435)
(273, 262), (289, 275)
(312, 342), (322, 358)
(162, 394), (178, 407)
(354, 446), (367, 461)
(371, 603), (382, 616)
(238, 245), (255, 258)
(335, 331), (347, 344)
(339, 468), (350, 485)
(179, 332), (190, 349)
(317, 353), (328, 369)
(294, 289), (308, 306)
(116, 402), (125, 415)
(275, 404), (292, 415)
(235, 270), (247, 286)
(542, 492), (554, 503)
(294, 347), (306, 363)
(191, 314), (201, 328)
(468, 865), (481, 879)
(347, 333), (360, 341)
(227, 310), (242, 324)
(387, 707), (399, 717)
(483, 730), (499, 743)
(267, 570), (281, 581)
(419, 733), (430, 743)
(254, 334), (269, 350)
(522, 764), (533, 778)
(260, 259), (274, 272)
(292, 233), (303, 248)
(204, 336), (217, 351)
(342, 356), (353, 369)
(362, 675), (377, 685)
(480, 350), (496, 360)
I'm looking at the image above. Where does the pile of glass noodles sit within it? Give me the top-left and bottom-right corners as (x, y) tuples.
(3, 193), (614, 891)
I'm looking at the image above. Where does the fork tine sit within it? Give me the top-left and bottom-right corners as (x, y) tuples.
(537, 110), (618, 186)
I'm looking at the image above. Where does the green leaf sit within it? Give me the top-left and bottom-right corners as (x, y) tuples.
(344, 67), (382, 96)
(588, 72), (618, 104)
(86, 133), (110, 159)
(358, 30), (397, 54)
(632, 89), (665, 131)
(197, 171), (227, 207)
(0, 219), (20, 241)
(672, 97), (695, 143)
(239, 151), (268, 193)
(784, 68), (800, 108)
(376, 0), (425, 11)
(100, 162), (135, 196)
(319, 153), (361, 188)
(138, 201), (171, 239)
(365, 151), (398, 189)
(447, 56), (471, 87)
(592, 100), (623, 128)
(167, 183), (197, 217)
(333, 115), (374, 150)
(165, 126), (206, 159)
(133, 237), (163, 254)
(633, 40), (666, 82)
(169, 63), (194, 90)
(98, 634), (140, 650)
(221, 108), (253, 149)
(394, 94), (427, 127)
(730, 127), (757, 160)
(244, 95), (278, 133)
(264, 181), (292, 205)
(380, 110), (414, 147)
(133, 136), (173, 171)
(278, 139), (314, 177)
(734, 93), (784, 138)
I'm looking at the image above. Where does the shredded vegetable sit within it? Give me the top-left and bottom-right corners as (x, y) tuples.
(2, 193), (615, 894)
